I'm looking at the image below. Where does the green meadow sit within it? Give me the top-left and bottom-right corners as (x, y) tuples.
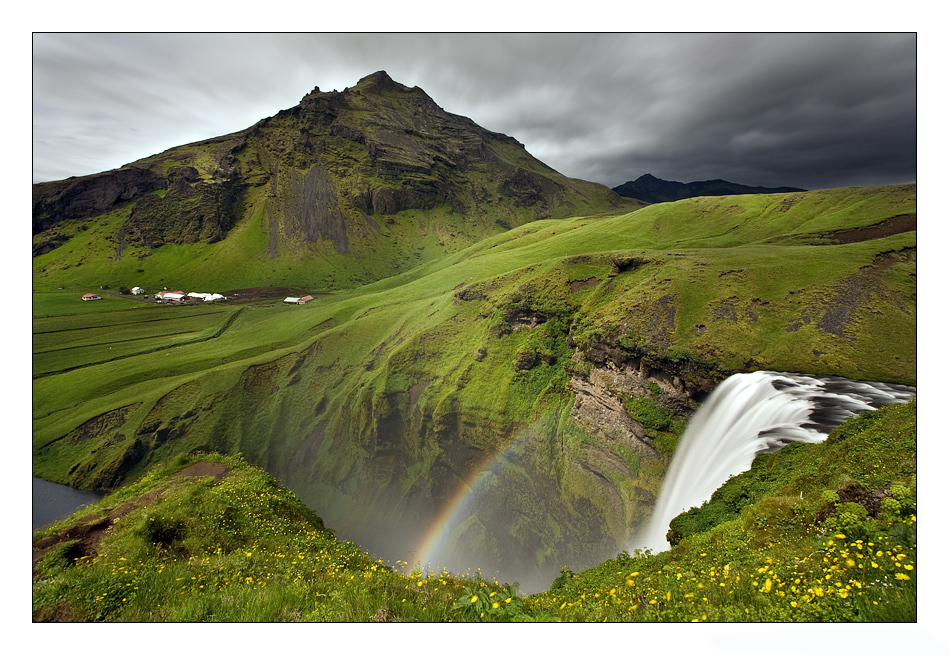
(33, 184), (916, 600)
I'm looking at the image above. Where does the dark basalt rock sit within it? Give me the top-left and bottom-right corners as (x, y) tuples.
(33, 167), (164, 234)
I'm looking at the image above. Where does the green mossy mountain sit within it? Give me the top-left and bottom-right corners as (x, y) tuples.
(33, 71), (637, 292)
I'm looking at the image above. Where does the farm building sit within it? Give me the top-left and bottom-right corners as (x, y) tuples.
(187, 292), (228, 302)
(81, 293), (101, 301)
(298, 295), (314, 304)
(131, 287), (145, 295)
(283, 297), (301, 304)
(155, 290), (186, 302)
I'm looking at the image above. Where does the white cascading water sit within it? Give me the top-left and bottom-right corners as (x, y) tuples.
(635, 371), (916, 553)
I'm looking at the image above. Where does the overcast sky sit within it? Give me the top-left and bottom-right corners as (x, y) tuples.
(32, 33), (916, 190)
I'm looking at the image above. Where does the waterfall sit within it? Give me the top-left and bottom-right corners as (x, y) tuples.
(635, 371), (916, 553)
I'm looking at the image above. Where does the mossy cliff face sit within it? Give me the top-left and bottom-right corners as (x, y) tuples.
(32, 271), (708, 591)
(30, 274), (725, 590)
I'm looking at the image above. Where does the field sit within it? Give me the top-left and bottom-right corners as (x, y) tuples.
(33, 302), (238, 375)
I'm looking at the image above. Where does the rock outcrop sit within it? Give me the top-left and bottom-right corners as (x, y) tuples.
(32, 166), (165, 234)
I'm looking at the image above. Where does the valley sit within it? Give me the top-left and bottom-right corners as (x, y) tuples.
(32, 70), (915, 604)
(33, 183), (916, 590)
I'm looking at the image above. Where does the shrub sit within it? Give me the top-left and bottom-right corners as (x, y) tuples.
(548, 565), (574, 592)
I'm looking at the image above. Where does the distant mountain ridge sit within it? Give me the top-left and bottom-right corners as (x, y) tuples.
(612, 173), (805, 204)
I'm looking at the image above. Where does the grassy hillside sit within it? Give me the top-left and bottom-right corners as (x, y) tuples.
(33, 400), (916, 622)
(32, 184), (916, 590)
(32, 452), (482, 622)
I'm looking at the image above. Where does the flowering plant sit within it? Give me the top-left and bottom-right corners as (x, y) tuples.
(451, 583), (524, 621)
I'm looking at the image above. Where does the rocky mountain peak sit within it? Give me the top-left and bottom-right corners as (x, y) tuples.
(33, 72), (631, 277)
(355, 70), (401, 91)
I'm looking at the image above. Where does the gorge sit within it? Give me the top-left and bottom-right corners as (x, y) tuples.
(32, 72), (916, 598)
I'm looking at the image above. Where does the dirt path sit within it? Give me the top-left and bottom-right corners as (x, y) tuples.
(823, 213), (916, 244)
(220, 286), (319, 303)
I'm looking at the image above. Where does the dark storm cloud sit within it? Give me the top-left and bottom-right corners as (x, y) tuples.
(33, 33), (916, 190)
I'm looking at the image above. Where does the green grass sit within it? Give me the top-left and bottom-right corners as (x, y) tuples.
(33, 305), (236, 375)
(32, 453), (499, 622)
(33, 400), (916, 621)
(32, 291), (149, 317)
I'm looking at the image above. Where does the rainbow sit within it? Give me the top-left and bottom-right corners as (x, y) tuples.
(411, 427), (532, 574)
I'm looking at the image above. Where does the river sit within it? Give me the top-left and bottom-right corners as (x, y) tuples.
(33, 476), (105, 531)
